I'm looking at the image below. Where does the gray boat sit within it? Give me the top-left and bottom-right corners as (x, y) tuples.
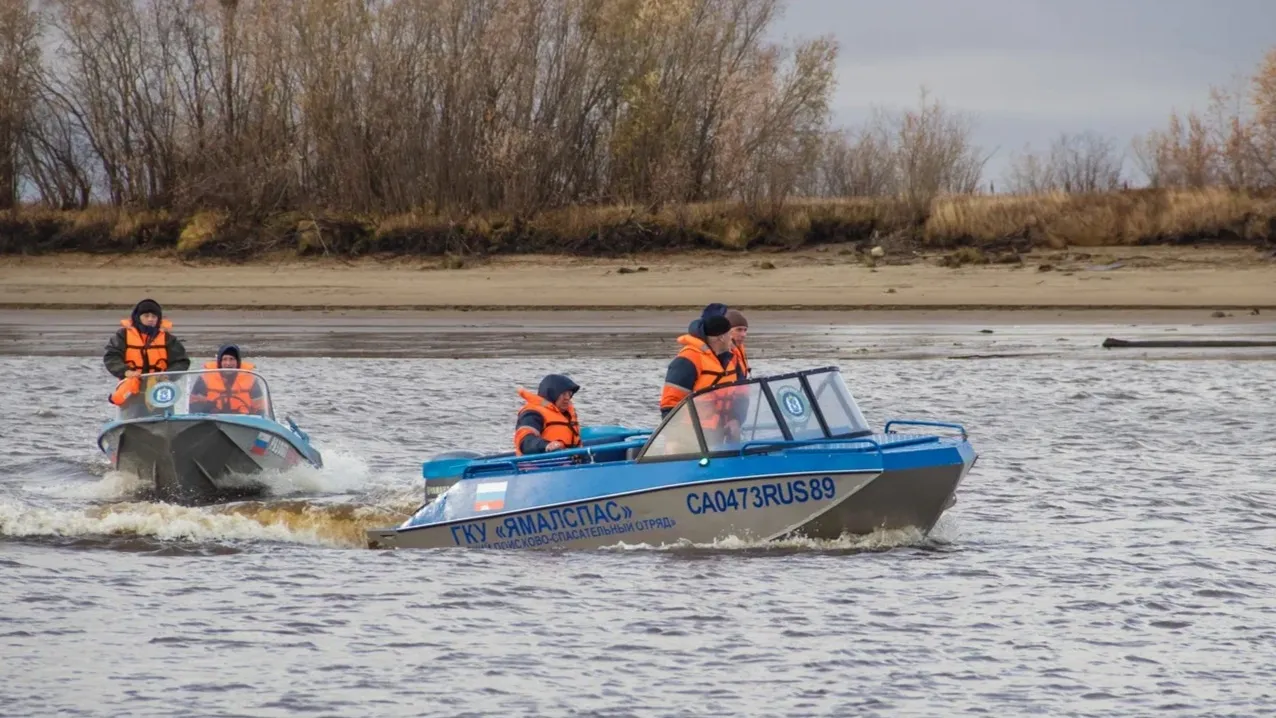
(97, 369), (323, 505)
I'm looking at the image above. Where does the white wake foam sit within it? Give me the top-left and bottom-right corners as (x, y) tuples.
(0, 499), (328, 546)
(50, 469), (150, 501)
(250, 448), (376, 497)
(603, 524), (938, 553)
(0, 496), (406, 548)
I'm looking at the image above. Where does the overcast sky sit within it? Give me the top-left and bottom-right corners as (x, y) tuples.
(769, 0), (1276, 183)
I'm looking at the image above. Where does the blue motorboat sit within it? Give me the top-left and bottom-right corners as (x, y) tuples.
(97, 368), (323, 504)
(366, 366), (976, 550)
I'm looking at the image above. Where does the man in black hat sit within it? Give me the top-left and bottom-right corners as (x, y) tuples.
(660, 313), (740, 418)
(685, 302), (730, 340)
(189, 344), (267, 415)
(103, 298), (191, 380)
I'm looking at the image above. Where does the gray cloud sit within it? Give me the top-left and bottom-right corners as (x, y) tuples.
(769, 0), (1276, 180)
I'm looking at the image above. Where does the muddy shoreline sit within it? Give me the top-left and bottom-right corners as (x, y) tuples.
(3, 308), (1272, 361)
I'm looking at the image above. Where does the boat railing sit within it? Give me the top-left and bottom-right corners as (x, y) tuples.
(108, 368), (278, 422)
(737, 436), (886, 465)
(284, 415), (311, 443)
(884, 419), (968, 440)
(461, 438), (651, 479)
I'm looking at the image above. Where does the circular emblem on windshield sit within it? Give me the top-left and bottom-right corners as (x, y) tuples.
(777, 387), (808, 420)
(148, 381), (179, 408)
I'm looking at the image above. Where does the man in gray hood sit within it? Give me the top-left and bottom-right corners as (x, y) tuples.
(514, 374), (582, 456)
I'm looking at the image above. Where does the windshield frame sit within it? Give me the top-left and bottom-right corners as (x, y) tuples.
(110, 368), (276, 422)
(636, 366), (870, 462)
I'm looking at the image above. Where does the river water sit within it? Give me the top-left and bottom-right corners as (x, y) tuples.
(1, 312), (1274, 717)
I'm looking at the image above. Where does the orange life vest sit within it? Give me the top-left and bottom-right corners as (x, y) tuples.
(109, 376), (141, 407)
(193, 361), (264, 414)
(659, 334), (741, 419)
(108, 318), (175, 406)
(733, 344), (750, 379)
(513, 387), (581, 456)
(120, 317), (173, 374)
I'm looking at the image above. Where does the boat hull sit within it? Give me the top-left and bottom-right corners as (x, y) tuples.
(368, 433), (974, 551)
(790, 461), (972, 540)
(98, 417), (322, 505)
(367, 470), (882, 550)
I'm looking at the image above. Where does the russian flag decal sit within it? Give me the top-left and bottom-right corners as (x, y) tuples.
(474, 481), (508, 511)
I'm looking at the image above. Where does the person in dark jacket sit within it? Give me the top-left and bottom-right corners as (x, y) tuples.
(685, 302), (730, 341)
(103, 298), (191, 380)
(103, 299), (192, 408)
(685, 303), (752, 379)
(660, 314), (739, 418)
(513, 374), (582, 456)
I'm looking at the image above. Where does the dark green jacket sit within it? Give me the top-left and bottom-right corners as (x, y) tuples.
(103, 326), (191, 379)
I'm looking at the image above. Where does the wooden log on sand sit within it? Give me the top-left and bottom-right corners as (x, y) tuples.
(1102, 337), (1276, 348)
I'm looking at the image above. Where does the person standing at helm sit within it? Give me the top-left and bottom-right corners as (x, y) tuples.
(685, 302), (729, 343)
(189, 345), (267, 415)
(104, 298), (190, 406)
(514, 374), (582, 456)
(725, 309), (751, 379)
(660, 314), (740, 418)
(687, 303), (749, 381)
(104, 298), (191, 379)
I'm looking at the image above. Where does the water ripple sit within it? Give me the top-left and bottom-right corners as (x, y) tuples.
(0, 351), (1274, 716)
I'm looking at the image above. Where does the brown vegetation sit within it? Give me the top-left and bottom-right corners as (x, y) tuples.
(2, 188), (1273, 260)
(0, 1), (1274, 260)
(3, 0), (839, 213)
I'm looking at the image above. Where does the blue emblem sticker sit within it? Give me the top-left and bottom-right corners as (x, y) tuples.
(148, 381), (179, 408)
(777, 387), (808, 420)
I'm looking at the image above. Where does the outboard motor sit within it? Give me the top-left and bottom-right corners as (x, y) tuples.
(421, 450), (483, 505)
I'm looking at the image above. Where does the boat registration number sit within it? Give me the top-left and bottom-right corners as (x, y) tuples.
(686, 477), (837, 515)
(268, 437), (289, 458)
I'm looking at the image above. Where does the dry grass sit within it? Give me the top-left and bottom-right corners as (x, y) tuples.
(925, 188), (1276, 247)
(1, 188), (1273, 259)
(176, 210), (226, 254)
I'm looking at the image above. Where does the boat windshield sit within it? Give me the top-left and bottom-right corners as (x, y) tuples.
(638, 367), (871, 460)
(111, 369), (275, 422)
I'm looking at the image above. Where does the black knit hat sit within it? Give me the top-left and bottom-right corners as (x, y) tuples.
(134, 298), (162, 319)
(703, 314), (732, 337)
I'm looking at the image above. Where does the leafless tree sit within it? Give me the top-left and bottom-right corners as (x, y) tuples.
(1244, 48), (1276, 186)
(887, 88), (988, 216)
(0, 1), (983, 215)
(806, 89), (990, 219)
(1129, 132), (1167, 188)
(1003, 145), (1056, 195)
(1129, 48), (1276, 191)
(1007, 131), (1124, 194)
(0, 0), (41, 208)
(813, 119), (895, 197)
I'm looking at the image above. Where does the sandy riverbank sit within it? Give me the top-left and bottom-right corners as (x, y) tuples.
(1, 245), (1273, 312)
